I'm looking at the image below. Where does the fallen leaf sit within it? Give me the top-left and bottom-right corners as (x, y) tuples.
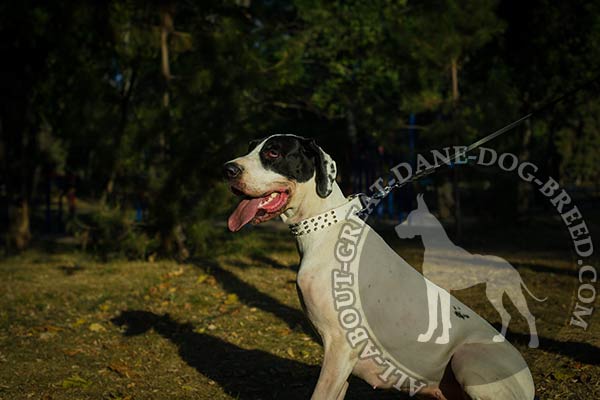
(61, 374), (91, 389)
(108, 362), (132, 378)
(551, 370), (573, 381)
(206, 276), (217, 286)
(72, 318), (86, 327)
(224, 294), (238, 305)
(88, 323), (106, 332)
(39, 332), (56, 341)
(286, 347), (295, 358)
(196, 274), (208, 284)
(43, 325), (63, 332)
(164, 267), (184, 279)
(63, 348), (85, 356)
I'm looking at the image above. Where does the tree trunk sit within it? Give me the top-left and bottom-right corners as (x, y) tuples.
(450, 57), (462, 240)
(100, 66), (137, 207)
(9, 199), (31, 251)
(451, 58), (460, 101)
(158, 6), (174, 158)
(158, 5), (189, 260)
(0, 117), (7, 233)
(0, 117), (5, 173)
(517, 118), (533, 216)
(11, 120), (34, 250)
(160, 8), (173, 108)
(346, 109), (358, 192)
(10, 124), (32, 250)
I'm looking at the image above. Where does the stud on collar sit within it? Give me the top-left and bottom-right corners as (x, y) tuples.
(288, 196), (363, 237)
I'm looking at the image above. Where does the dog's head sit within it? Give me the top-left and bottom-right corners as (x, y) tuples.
(223, 134), (337, 232)
(395, 194), (437, 239)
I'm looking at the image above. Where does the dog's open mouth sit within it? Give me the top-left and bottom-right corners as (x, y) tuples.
(228, 189), (290, 232)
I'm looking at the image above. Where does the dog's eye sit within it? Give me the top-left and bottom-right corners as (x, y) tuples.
(265, 149), (280, 159)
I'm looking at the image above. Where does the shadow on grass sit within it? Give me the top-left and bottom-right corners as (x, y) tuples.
(111, 310), (403, 400)
(190, 258), (317, 340)
(492, 323), (600, 366)
(227, 254), (292, 270)
(511, 262), (578, 278)
(112, 310), (316, 399)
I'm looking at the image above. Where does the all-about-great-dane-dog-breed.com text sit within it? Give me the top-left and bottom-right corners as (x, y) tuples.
(223, 134), (535, 400)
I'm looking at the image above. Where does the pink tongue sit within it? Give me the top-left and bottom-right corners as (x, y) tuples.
(228, 198), (263, 232)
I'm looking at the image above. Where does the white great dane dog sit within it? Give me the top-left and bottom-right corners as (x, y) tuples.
(224, 135), (535, 400)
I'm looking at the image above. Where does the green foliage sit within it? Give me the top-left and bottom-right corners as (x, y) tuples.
(184, 183), (237, 256)
(555, 99), (600, 184)
(1, 0), (599, 252)
(68, 209), (158, 261)
(187, 220), (219, 256)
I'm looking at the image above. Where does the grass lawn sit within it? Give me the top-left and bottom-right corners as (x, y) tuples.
(0, 219), (598, 399)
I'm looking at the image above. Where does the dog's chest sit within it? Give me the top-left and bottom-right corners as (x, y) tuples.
(295, 242), (341, 335)
(297, 263), (334, 321)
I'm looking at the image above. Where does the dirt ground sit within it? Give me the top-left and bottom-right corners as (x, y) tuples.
(0, 217), (598, 400)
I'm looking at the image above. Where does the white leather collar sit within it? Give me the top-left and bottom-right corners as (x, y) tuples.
(288, 195), (363, 237)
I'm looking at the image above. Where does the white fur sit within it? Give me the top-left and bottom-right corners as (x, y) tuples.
(227, 138), (535, 400)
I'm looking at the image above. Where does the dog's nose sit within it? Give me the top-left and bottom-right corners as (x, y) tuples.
(223, 162), (243, 179)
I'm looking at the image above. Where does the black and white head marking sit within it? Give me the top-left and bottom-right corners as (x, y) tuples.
(245, 134), (337, 198)
(304, 138), (337, 198)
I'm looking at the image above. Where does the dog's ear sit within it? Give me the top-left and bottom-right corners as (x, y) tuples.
(416, 194), (429, 211)
(248, 138), (265, 152)
(305, 139), (337, 198)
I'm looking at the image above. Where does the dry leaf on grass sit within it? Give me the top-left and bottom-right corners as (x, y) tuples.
(88, 323), (106, 332)
(39, 332), (56, 341)
(61, 374), (91, 389)
(286, 347), (295, 357)
(108, 362), (132, 378)
(71, 318), (86, 327)
(224, 294), (238, 305)
(63, 348), (85, 356)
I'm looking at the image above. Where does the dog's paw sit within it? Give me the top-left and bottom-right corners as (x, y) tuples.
(492, 334), (506, 343)
(417, 333), (433, 343)
(435, 335), (449, 344)
(528, 336), (539, 348)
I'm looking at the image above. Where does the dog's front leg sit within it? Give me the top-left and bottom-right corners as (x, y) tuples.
(418, 279), (440, 343)
(311, 336), (356, 400)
